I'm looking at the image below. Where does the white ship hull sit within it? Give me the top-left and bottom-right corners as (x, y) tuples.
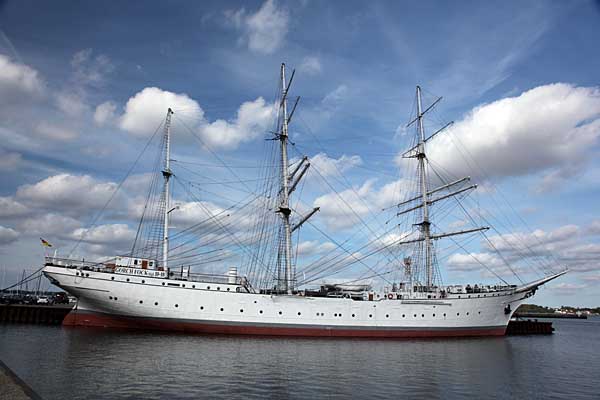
(43, 265), (560, 338)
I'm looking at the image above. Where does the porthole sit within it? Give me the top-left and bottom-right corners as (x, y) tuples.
(126, 278), (130, 282)
(278, 311), (282, 315)
(414, 314), (417, 317)
(227, 288), (230, 291)
(422, 314), (425, 318)
(321, 313), (324, 316)
(468, 295), (471, 298)
(109, 296), (113, 300)
(484, 294), (487, 297)
(76, 272), (79, 276)
(182, 284), (185, 288)
(352, 314), (355, 318)
(259, 310), (263, 314)
(339, 314), (342, 317)
(458, 296), (461, 299)
(297, 312), (301, 316)
(334, 313), (338, 317)
(220, 308), (224, 312)
(217, 287), (220, 291)
(139, 300), (143, 304)
(114, 297), (118, 301)
(240, 309), (244, 313)
(433, 314), (436, 317)
(466, 312), (470, 315)
(155, 302), (158, 306)
(175, 304), (179, 308)
(192, 285), (196, 288)
(402, 314), (405, 318)
(162, 282), (165, 286)
(200, 306), (204, 310)
(443, 313), (447, 317)
(457, 312), (460, 316)
(478, 311), (481, 314)
(369, 314), (373, 318)
(316, 312), (320, 316)
(386, 314), (389, 318)
(111, 276), (114, 280)
(86, 273), (89, 277)
(254, 300), (257, 304)
(207, 286), (211, 290)
(142, 280), (145, 284)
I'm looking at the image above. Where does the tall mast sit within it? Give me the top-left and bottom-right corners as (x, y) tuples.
(162, 108), (173, 269)
(416, 86), (433, 288)
(279, 63), (294, 294)
(398, 86), (488, 288)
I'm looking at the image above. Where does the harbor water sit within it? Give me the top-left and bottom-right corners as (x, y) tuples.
(1, 317), (599, 399)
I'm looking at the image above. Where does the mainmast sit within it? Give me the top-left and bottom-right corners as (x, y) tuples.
(415, 86), (434, 288)
(275, 63), (316, 294)
(279, 64), (294, 294)
(162, 108), (173, 269)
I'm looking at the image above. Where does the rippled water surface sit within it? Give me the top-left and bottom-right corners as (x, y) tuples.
(1, 318), (599, 399)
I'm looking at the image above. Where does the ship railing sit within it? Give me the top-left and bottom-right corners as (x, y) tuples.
(45, 256), (249, 287)
(44, 256), (114, 273)
(172, 272), (245, 286)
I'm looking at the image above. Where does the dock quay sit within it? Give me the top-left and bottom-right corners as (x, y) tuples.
(506, 319), (554, 335)
(0, 304), (73, 325)
(513, 312), (587, 319)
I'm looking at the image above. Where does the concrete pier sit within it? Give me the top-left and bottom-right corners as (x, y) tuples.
(0, 360), (42, 400)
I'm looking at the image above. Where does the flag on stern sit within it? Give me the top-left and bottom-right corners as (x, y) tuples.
(40, 238), (53, 247)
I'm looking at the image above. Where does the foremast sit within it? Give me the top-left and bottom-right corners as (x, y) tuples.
(162, 108), (174, 269)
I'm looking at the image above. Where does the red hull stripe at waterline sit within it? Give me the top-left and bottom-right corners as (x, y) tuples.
(63, 310), (507, 338)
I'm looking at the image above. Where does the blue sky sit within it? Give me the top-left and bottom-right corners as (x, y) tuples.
(0, 0), (599, 307)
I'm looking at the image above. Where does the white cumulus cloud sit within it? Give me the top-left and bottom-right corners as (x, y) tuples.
(119, 87), (204, 136)
(314, 179), (406, 231)
(421, 84), (600, 191)
(198, 97), (274, 150)
(16, 174), (120, 214)
(225, 0), (289, 54)
(0, 54), (45, 96)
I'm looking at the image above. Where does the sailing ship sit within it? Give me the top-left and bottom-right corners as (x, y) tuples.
(42, 64), (566, 337)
